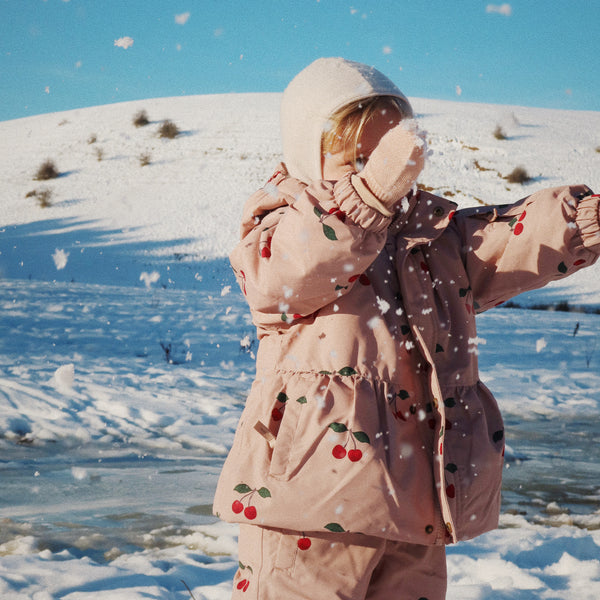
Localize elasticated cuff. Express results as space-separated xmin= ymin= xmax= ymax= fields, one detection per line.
xmin=575 ymin=192 xmax=600 ymax=252
xmin=330 ymin=173 xmax=392 ymax=233
xmin=350 ymin=174 xmax=395 ymax=217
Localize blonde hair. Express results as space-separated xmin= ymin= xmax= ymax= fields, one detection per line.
xmin=321 ymin=96 xmax=413 ymax=166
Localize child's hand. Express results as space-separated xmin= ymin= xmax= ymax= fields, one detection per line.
xmin=353 ymin=120 xmax=425 ymax=206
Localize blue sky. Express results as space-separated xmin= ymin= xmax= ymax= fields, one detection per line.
xmin=1 ymin=0 xmax=599 ymax=122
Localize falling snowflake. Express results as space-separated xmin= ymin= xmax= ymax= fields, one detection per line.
xmin=139 ymin=271 xmax=160 ymax=288
xmin=486 ymin=4 xmax=512 ymax=16
xmin=114 ymin=36 xmax=134 ymax=49
xmin=52 ymin=248 xmax=69 ymax=270
xmin=376 ymin=297 xmax=390 ymax=314
xmin=175 ymin=12 xmax=190 ymax=25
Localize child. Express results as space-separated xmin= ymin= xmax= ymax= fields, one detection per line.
xmin=213 ymin=57 xmax=600 ymax=599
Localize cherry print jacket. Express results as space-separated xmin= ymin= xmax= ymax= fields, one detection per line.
xmin=213 ymin=166 xmax=599 ymax=545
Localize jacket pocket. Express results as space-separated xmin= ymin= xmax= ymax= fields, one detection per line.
xmin=268 ymin=394 xmax=305 ymax=480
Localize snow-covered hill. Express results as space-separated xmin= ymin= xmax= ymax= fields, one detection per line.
xmin=2 ymin=92 xmax=599 ymax=300
xmin=1 ymin=95 xmax=599 ymax=599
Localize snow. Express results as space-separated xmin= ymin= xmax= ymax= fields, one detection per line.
xmin=1 ymin=92 xmax=600 ymax=598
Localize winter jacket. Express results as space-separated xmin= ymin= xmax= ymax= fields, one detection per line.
xmin=213 ymin=167 xmax=600 ymax=544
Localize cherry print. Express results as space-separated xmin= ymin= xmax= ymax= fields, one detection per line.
xmin=297 ymin=536 xmax=312 ymax=550
xmin=236 ymin=562 xmax=253 ymax=593
xmin=313 ymin=206 xmax=339 ymax=240
xmin=332 ymin=444 xmax=347 ymax=459
xmin=271 ymin=392 xmax=288 ymax=422
xmin=348 ymin=274 xmax=371 ymax=286
xmin=328 ymin=207 xmax=347 ymax=222
xmin=244 ymin=506 xmax=257 ymax=520
xmin=267 ymin=169 xmax=283 ymax=183
xmin=348 ymin=449 xmax=363 ymax=462
xmin=509 ymin=211 xmax=526 ymax=235
xmin=329 ymin=422 xmax=370 ymax=461
xmin=259 ymin=236 xmax=272 ymax=258
xmin=446 ymin=484 xmax=456 ymax=498
xmin=232 ymin=483 xmax=271 ymax=520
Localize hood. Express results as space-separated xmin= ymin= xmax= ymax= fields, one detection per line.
xmin=280 ymin=57 xmax=412 ymax=184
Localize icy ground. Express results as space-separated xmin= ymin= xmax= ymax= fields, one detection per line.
xmin=1 ymin=93 xmax=599 ymax=598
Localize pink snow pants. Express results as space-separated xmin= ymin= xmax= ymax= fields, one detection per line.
xmin=232 ymin=524 xmax=447 ymax=600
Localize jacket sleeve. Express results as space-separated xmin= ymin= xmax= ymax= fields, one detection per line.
xmin=230 ymin=173 xmax=391 ymax=329
xmin=451 ymin=185 xmax=600 ymax=312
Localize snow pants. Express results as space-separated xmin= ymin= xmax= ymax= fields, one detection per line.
xmin=232 ymin=524 xmax=447 ymax=600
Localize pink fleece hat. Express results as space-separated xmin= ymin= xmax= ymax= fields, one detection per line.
xmin=280 ymin=57 xmax=412 ymax=184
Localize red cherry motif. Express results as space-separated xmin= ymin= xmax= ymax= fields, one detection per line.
xmin=510 ymin=210 xmax=526 ymax=235
xmin=267 ymin=169 xmax=283 ymax=183
xmin=348 ymin=449 xmax=363 ymax=462
xmin=328 ymin=207 xmax=347 ymax=222
xmin=446 ymin=484 xmax=456 ymax=498
xmin=348 ymin=274 xmax=371 ymax=286
xmin=329 ymin=422 xmax=370 ymax=462
xmin=260 ymin=237 xmax=272 ymax=258
xmin=297 ymin=536 xmax=312 ymax=550
xmin=244 ymin=506 xmax=257 ymax=520
xmin=232 ymin=483 xmax=271 ymax=520
xmin=237 ymin=579 xmax=250 ymax=592
xmin=271 ymin=392 xmax=288 ymax=422
xmin=332 ymin=444 xmax=347 ymax=459
xmin=390 ymin=390 xmax=412 ymax=421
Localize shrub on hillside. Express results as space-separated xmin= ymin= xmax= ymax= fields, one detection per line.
xmin=25 ymin=187 xmax=53 ymax=208
xmin=493 ymin=125 xmax=507 ymax=140
xmin=34 ymin=159 xmax=59 ymax=180
xmin=505 ymin=166 xmax=531 ymax=184
xmin=133 ymin=109 xmax=150 ymax=127
xmin=158 ymin=119 xmax=180 ymax=139
xmin=139 ymin=152 xmax=151 ymax=167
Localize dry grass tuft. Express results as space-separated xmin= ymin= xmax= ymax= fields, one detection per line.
xmin=34 ymin=159 xmax=59 ymax=180
xmin=505 ymin=166 xmax=531 ymax=184
xmin=158 ymin=119 xmax=180 ymax=139
xmin=133 ymin=109 xmax=150 ymax=127
xmin=26 ymin=187 xmax=53 ymax=208
xmin=493 ymin=125 xmax=507 ymax=140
